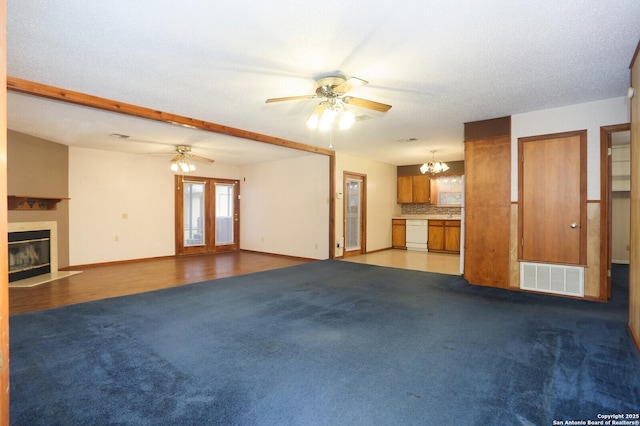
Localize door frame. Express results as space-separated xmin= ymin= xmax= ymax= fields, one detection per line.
xmin=342 ymin=171 xmax=367 ymax=257
xmin=600 ymin=123 xmax=631 ymax=301
xmin=175 ymin=175 xmax=240 ymax=255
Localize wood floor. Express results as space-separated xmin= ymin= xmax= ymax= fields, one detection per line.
xmin=9 ymin=251 xmax=312 ymax=314
xmin=9 ymin=249 xmax=461 ymax=315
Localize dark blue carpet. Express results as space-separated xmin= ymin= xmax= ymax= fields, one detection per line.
xmin=9 ymin=261 xmax=640 ymax=425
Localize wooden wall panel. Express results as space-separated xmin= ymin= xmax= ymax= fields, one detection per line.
xmin=463 ymin=135 xmax=511 ymax=288
xmin=0 ymin=0 xmax=9 ymax=422
xmin=629 ymin=41 xmax=640 ymax=353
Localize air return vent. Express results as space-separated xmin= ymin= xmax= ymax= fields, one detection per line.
xmin=520 ymin=262 xmax=584 ymax=297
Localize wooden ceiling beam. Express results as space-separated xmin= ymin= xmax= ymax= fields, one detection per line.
xmin=6 ymin=76 xmax=334 ymax=157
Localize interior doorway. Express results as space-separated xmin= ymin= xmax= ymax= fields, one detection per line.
xmin=601 ymin=123 xmax=631 ymax=300
xmin=175 ymin=176 xmax=240 ymax=255
xmin=343 ymin=172 xmax=367 ymax=257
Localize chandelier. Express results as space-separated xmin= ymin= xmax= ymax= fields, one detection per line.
xmin=306 ymin=98 xmax=355 ymax=131
xmin=420 ymin=150 xmax=449 ymax=175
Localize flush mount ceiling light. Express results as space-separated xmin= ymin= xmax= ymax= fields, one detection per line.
xmin=420 ymin=150 xmax=449 ymax=175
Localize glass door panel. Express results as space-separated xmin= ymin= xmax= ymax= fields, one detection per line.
xmin=215 ymin=183 xmax=234 ymax=246
xmin=183 ymin=181 xmax=205 ymax=247
xmin=345 ymin=177 xmax=362 ymax=251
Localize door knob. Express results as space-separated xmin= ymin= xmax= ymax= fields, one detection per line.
xmin=570 ymin=222 xmax=578 ymax=229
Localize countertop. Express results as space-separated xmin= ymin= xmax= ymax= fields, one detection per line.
xmin=393 ymin=215 xmax=461 ymax=220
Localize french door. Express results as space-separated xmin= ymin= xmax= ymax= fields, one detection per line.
xmin=175 ymin=176 xmax=239 ymax=255
xmin=343 ymin=172 xmax=366 ymax=257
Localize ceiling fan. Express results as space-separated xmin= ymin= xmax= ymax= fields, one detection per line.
xmin=167 ymin=145 xmax=214 ymax=173
xmin=265 ymin=74 xmax=392 ymax=130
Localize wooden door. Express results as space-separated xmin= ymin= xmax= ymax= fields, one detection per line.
xmin=519 ymin=131 xmax=586 ymax=265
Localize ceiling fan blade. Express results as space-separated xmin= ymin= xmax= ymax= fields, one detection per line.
xmin=169 ymin=154 xmax=181 ymax=162
xmin=187 ymin=153 xmax=215 ymax=164
xmin=333 ymin=77 xmax=368 ymax=94
xmin=265 ymin=95 xmax=317 ymax=103
xmin=343 ymin=96 xmax=392 ymax=112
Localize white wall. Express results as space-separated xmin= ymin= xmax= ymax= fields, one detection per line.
xmin=69 ymin=146 xmax=240 ymax=265
xmin=511 ymin=96 xmax=631 ymax=201
xmin=239 ymin=154 xmax=330 ymax=259
xmin=335 ymin=152 xmax=399 ymax=257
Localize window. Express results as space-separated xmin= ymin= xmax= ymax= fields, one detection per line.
xmin=433 ymin=176 xmax=463 ymax=206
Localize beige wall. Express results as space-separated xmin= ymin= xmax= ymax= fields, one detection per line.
xmin=335 ymin=152 xmax=399 ymax=257
xmin=240 ymin=154 xmax=330 ymax=259
xmin=7 ymin=130 xmax=70 ymax=267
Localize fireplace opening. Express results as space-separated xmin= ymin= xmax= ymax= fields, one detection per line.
xmin=9 ymin=229 xmax=51 ymax=282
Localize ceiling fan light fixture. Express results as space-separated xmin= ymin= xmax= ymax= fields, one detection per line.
xmin=170 ymin=156 xmax=195 ymax=173
xmin=306 ymin=103 xmax=327 ymax=129
xmin=318 ymin=108 xmax=337 ymax=131
xmin=339 ymin=109 xmax=355 ymax=130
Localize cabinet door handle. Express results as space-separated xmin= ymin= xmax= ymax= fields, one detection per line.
xmin=570 ymin=222 xmax=578 ymax=229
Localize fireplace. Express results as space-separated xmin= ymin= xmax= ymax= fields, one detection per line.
xmin=7 ymin=221 xmax=81 ymax=287
xmin=9 ymin=229 xmax=51 ymax=282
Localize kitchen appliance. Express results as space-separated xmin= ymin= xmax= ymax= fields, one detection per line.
xmin=405 ymin=219 xmax=428 ymax=251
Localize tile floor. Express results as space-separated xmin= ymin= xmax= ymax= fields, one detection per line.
xmin=341 ymin=249 xmax=461 ymax=275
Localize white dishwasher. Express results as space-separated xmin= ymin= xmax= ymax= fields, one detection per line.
xmin=405 ymin=220 xmax=428 ymax=251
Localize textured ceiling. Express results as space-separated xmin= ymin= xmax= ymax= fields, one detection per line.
xmin=6 ymin=1 xmax=640 ymax=166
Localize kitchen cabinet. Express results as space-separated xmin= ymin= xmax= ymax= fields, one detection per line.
xmin=428 ymin=220 xmax=460 ymax=253
xmin=397 ymin=176 xmax=413 ymax=203
xmin=397 ymin=175 xmax=430 ymax=204
xmin=392 ymin=219 xmax=406 ymax=248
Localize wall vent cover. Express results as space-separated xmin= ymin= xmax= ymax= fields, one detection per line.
xmin=520 ymin=262 xmax=584 ymax=297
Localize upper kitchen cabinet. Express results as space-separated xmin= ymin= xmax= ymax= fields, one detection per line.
xmin=397 ymin=175 xmax=413 ymax=203
xmin=397 ymin=175 xmax=430 ymax=204
xmin=397 ymin=162 xmax=464 ymax=204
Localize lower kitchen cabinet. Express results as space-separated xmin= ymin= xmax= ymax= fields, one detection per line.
xmin=428 ymin=219 xmax=460 ymax=253
xmin=392 ymin=219 xmax=406 ymax=248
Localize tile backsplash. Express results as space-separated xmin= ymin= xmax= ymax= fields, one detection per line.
xmin=401 ymin=204 xmax=462 ymax=216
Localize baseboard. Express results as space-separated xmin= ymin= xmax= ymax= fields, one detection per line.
xmin=365 ymin=247 xmax=394 ymax=254
xmin=63 ymin=250 xmax=318 ymax=270
xmin=61 ymin=255 xmax=176 ymax=270
xmin=237 ymin=249 xmax=318 ymax=262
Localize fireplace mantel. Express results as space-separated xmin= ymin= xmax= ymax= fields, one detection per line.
xmin=8 ymin=195 xmax=69 ymax=211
